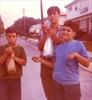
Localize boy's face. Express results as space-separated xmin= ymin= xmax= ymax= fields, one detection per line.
xmin=6 ymin=32 xmax=18 ymax=45
xmin=48 ymin=11 xmax=59 ymax=24
xmin=59 ymin=26 xmax=76 ymax=41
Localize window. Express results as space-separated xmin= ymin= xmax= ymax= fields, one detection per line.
xmin=68 ymin=6 xmax=72 ymax=11
xmin=80 ymin=19 xmax=87 ymax=32
xmin=75 ymin=7 xmax=77 ymax=11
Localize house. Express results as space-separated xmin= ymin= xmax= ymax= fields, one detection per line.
xmin=59 ymin=12 xmax=67 ymax=26
xmin=65 ymin=0 xmax=92 ymax=36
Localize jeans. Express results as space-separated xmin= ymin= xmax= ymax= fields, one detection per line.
xmin=54 ymin=81 xmax=81 ymax=100
xmin=0 ymin=79 xmax=21 ymax=100
xmin=40 ymin=63 xmax=57 ymax=100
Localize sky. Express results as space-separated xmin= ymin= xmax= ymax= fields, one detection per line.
xmin=0 ymin=0 xmax=74 ymax=28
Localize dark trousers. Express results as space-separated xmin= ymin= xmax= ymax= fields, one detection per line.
xmin=54 ymin=81 xmax=81 ymax=100
xmin=0 ymin=79 xmax=21 ymax=100
xmin=40 ymin=63 xmax=58 ymax=100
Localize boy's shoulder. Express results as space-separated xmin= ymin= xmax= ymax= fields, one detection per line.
xmin=0 ymin=44 xmax=8 ymax=53
xmin=0 ymin=44 xmax=7 ymax=49
xmin=73 ymin=40 xmax=85 ymax=48
xmin=16 ymin=45 xmax=25 ymax=50
xmin=73 ymin=40 xmax=83 ymax=44
xmin=17 ymin=45 xmax=23 ymax=48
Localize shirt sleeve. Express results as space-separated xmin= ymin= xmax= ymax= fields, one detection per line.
xmin=20 ymin=47 xmax=27 ymax=61
xmin=79 ymin=42 xmax=88 ymax=58
xmin=0 ymin=45 xmax=3 ymax=57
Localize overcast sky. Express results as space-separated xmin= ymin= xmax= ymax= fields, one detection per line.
xmin=0 ymin=0 xmax=73 ymax=28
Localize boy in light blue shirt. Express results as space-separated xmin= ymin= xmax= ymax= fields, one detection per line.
xmin=33 ymin=20 xmax=90 ymax=100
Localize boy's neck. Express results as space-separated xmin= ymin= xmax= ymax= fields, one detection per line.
xmin=51 ymin=22 xmax=59 ymax=30
xmin=8 ymin=43 xmax=17 ymax=47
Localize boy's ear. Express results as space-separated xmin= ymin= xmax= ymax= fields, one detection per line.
xmin=17 ymin=34 xmax=19 ymax=37
xmin=73 ymin=32 xmax=76 ymax=37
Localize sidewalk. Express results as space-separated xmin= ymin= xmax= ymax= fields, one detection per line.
xmin=80 ymin=67 xmax=92 ymax=100
xmin=79 ymin=51 xmax=92 ymax=100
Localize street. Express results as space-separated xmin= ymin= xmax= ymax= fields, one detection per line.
xmin=0 ymin=36 xmax=92 ymax=100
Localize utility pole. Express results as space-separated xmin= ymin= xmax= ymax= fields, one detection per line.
xmin=22 ymin=8 xmax=26 ymax=37
xmin=40 ymin=0 xmax=44 ymax=25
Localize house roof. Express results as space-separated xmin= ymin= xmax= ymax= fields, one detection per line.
xmin=65 ymin=0 xmax=79 ymax=8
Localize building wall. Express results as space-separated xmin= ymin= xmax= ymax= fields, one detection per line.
xmin=59 ymin=15 xmax=67 ymax=25
xmin=66 ymin=0 xmax=80 ymax=20
xmin=80 ymin=0 xmax=92 ymax=16
xmin=65 ymin=0 xmax=92 ymax=35
xmin=66 ymin=0 xmax=92 ymax=20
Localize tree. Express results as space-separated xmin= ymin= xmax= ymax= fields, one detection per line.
xmin=13 ymin=16 xmax=41 ymax=36
xmin=0 ymin=16 xmax=5 ymax=35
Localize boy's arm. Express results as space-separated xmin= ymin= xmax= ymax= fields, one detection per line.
xmin=40 ymin=57 xmax=54 ymax=67
xmin=68 ymin=52 xmax=90 ymax=68
xmin=38 ymin=36 xmax=47 ymax=51
xmin=75 ymin=53 xmax=89 ymax=67
xmin=11 ymin=47 xmax=27 ymax=66
xmin=0 ymin=53 xmax=8 ymax=65
xmin=32 ymin=56 xmax=54 ymax=68
xmin=14 ymin=57 xmax=26 ymax=65
xmin=0 ymin=46 xmax=10 ymax=65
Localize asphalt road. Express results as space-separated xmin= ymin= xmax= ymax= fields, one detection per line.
xmin=0 ymin=36 xmax=92 ymax=100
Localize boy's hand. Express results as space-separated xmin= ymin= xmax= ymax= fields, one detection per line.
xmin=68 ymin=52 xmax=78 ymax=60
xmin=5 ymin=47 xmax=13 ymax=55
xmin=48 ymin=28 xmax=55 ymax=36
xmin=42 ymin=24 xmax=55 ymax=35
xmin=10 ymin=51 xmax=15 ymax=58
xmin=32 ymin=56 xmax=41 ymax=63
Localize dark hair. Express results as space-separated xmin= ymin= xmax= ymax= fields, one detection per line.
xmin=47 ymin=6 xmax=60 ymax=15
xmin=63 ymin=20 xmax=79 ymax=32
xmin=5 ymin=26 xmax=18 ymax=35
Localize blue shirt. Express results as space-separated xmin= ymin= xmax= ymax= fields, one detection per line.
xmin=53 ymin=40 xmax=88 ymax=85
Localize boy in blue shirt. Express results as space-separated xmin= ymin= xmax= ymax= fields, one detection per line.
xmin=32 ymin=20 xmax=89 ymax=100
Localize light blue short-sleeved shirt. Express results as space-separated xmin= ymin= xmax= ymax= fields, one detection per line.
xmin=53 ymin=40 xmax=88 ymax=85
